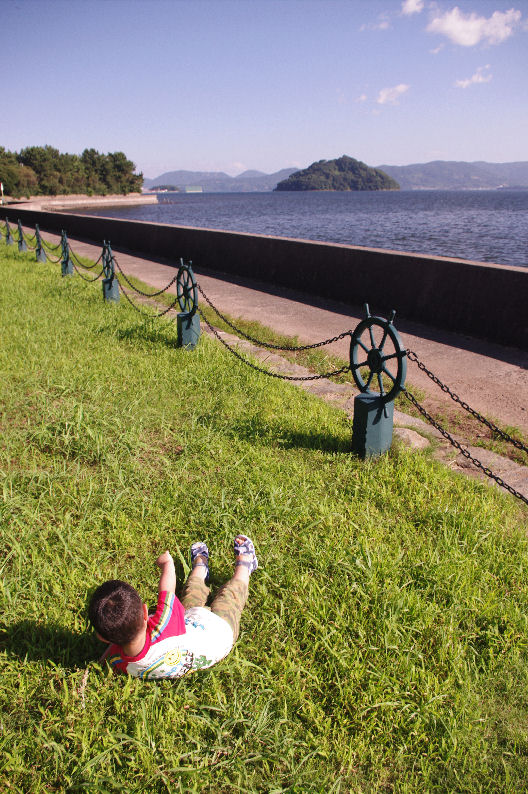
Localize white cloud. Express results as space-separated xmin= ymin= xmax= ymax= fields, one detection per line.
xmin=360 ymin=14 xmax=391 ymax=31
xmin=455 ymin=64 xmax=493 ymax=88
xmin=356 ymin=93 xmax=368 ymax=103
xmin=377 ymin=84 xmax=410 ymax=105
xmin=401 ymin=0 xmax=424 ymax=15
xmin=427 ymin=6 xmax=522 ymax=47
xmin=430 ymin=43 xmax=445 ymax=54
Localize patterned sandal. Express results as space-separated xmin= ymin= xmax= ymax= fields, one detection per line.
xmin=190 ymin=541 xmax=210 ymax=582
xmin=234 ymin=535 xmax=258 ymax=575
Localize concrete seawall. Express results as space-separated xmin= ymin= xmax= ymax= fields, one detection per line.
xmin=4 ymin=206 xmax=527 ymax=349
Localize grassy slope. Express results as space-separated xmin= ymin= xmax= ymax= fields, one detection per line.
xmin=122 ymin=271 xmax=528 ymax=466
xmin=1 ymin=245 xmax=528 ymax=793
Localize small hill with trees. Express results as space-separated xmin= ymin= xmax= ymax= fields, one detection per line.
xmin=274 ymin=155 xmax=399 ymax=191
xmin=0 ymin=145 xmax=143 ymax=198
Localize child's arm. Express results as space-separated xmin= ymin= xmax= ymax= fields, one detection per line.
xmin=156 ymin=550 xmax=176 ymax=594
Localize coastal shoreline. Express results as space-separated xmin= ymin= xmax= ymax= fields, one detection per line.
xmin=3 ymin=192 xmax=158 ymax=212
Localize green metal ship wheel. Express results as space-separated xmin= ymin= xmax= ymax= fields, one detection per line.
xmin=349 ymin=305 xmax=407 ymax=403
xmin=176 ymin=260 xmax=198 ymax=316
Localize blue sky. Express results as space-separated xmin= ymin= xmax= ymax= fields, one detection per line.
xmin=2 ymin=0 xmax=527 ymax=177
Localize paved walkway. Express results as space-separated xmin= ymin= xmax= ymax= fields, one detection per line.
xmin=21 ymin=226 xmax=528 ymax=502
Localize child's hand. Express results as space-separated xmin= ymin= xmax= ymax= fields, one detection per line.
xmin=156 ymin=550 xmax=173 ymax=568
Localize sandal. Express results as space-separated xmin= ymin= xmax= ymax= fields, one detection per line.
xmin=234 ymin=535 xmax=258 ymax=575
xmin=190 ymin=541 xmax=210 ymax=582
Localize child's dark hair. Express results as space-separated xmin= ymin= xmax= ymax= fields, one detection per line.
xmin=89 ymin=580 xmax=144 ymax=645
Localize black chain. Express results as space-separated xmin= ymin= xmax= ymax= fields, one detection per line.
xmin=118 ymin=280 xmax=182 ymax=317
xmin=407 ymin=350 xmax=527 ymax=453
xmin=403 ymin=390 xmax=527 ymax=505
xmin=23 ymin=233 xmax=37 ymax=249
xmin=72 ymin=261 xmax=105 ymax=282
xmin=69 ymin=245 xmax=103 ymax=269
xmin=44 ymin=250 xmax=63 ymax=264
xmin=197 ymin=283 xmax=353 ymax=352
xmin=199 ymin=309 xmax=351 ymax=382
xmin=19 ymin=228 xmax=37 ymax=251
xmin=41 ymin=238 xmax=63 ymax=252
xmin=114 ymin=257 xmax=179 ymax=297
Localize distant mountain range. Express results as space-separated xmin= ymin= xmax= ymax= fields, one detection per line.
xmin=143 ymin=168 xmax=297 ymax=193
xmin=377 ymin=161 xmax=528 ymax=190
xmin=144 ymin=161 xmax=528 ymax=192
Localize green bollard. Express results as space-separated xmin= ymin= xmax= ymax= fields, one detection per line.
xmin=352 ymin=394 xmax=394 ymax=458
xmin=5 ymin=218 xmax=14 ymax=246
xmin=35 ymin=224 xmax=47 ymax=262
xmin=177 ymin=312 xmax=201 ymax=349
xmin=102 ymin=241 xmax=120 ymax=302
xmin=17 ymin=220 xmax=27 ymax=252
xmin=61 ymin=231 xmax=73 ymax=276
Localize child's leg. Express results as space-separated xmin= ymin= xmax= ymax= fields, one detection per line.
xmin=180 ymin=543 xmax=210 ymax=609
xmin=180 ymin=576 xmax=210 ymax=609
xmin=210 ymin=579 xmax=248 ymax=642
xmin=210 ymin=535 xmax=257 ymax=642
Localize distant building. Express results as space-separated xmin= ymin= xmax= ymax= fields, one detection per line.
xmin=185 ymin=186 xmax=203 ymax=193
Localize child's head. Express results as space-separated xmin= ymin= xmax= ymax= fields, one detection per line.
xmin=89 ymin=580 xmax=144 ymax=645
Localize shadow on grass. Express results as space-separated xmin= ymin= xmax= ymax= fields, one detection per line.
xmin=230 ymin=416 xmax=352 ymax=454
xmin=112 ymin=321 xmax=179 ymax=349
xmin=0 ymin=620 xmax=100 ymax=670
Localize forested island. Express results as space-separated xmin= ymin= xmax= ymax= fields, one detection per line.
xmin=0 ymin=145 xmax=143 ymax=198
xmin=274 ymin=155 xmax=399 ymax=191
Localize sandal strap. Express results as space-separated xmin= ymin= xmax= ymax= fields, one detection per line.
xmin=190 ymin=542 xmax=210 ymax=581
xmin=234 ymin=535 xmax=258 ymax=574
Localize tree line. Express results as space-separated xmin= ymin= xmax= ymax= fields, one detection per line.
xmin=0 ymin=145 xmax=143 ymax=198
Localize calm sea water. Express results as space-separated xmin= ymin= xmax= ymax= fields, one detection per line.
xmin=79 ymin=190 xmax=528 ymax=269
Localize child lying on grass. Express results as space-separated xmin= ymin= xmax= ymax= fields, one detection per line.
xmin=88 ymin=536 xmax=258 ymax=680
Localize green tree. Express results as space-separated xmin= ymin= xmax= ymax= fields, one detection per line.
xmin=1 ymin=145 xmax=143 ymax=197
xmin=0 ymin=147 xmax=38 ymax=198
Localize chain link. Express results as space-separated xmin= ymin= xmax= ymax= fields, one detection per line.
xmin=114 ymin=257 xmax=179 ymax=297
xmin=403 ymin=390 xmax=527 ymax=505
xmin=41 ymin=238 xmax=63 ymax=252
xmin=19 ymin=228 xmax=37 ymax=251
xmin=407 ymin=350 xmax=528 ymax=454
xmin=199 ymin=308 xmax=351 ymax=382
xmin=118 ymin=280 xmax=182 ymax=317
xmin=72 ymin=261 xmax=105 ymax=282
xmin=23 ymin=232 xmax=37 ymax=247
xmin=44 ymin=250 xmax=63 ymax=264
xmin=197 ymin=283 xmax=353 ymax=352
xmin=68 ymin=245 xmax=103 ymax=269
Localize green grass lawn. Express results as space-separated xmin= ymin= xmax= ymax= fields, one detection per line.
xmin=1 ymin=244 xmax=528 ymax=793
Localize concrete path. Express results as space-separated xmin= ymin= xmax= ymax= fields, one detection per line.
xmin=20 ymin=226 xmax=528 ymax=503
xmin=48 ymin=229 xmax=527 ymax=430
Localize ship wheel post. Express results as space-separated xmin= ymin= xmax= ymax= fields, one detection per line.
xmin=350 ymin=304 xmax=407 ymax=458
xmin=176 ymin=259 xmax=201 ymax=349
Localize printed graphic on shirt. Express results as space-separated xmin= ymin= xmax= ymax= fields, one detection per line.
xmin=164 ymin=648 xmax=183 ymax=666
xmin=138 ymin=648 xmax=195 ymax=679
xmin=184 ymin=615 xmax=206 ymax=631
xmin=193 ymin=654 xmax=214 ymax=670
